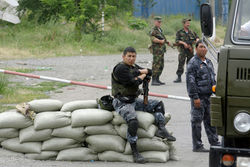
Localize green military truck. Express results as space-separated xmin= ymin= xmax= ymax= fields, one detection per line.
xmin=200 ymin=0 xmax=250 ymax=167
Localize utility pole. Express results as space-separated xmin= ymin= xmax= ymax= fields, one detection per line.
xmin=209 ymin=0 xmax=216 ymax=41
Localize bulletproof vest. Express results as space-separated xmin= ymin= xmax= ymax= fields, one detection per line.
xmin=112 ymin=63 xmax=139 ymax=97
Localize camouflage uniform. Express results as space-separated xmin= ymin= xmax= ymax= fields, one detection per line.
xmin=150 ymin=26 xmax=167 ymax=78
xmin=186 ymin=54 xmax=219 ymax=150
xmin=175 ymin=28 xmax=199 ymax=76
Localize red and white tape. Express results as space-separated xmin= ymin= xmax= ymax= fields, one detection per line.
xmin=0 ymin=69 xmax=190 ymax=101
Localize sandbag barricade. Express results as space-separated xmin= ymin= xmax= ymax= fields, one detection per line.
xmin=0 ymin=99 xmax=177 ymax=163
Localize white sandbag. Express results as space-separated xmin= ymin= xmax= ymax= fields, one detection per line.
xmin=61 ymin=100 xmax=98 ymax=112
xmin=52 ymin=126 xmax=85 ymax=142
xmin=0 ymin=138 xmax=6 ymax=142
xmin=115 ymin=124 xmax=157 ymax=139
xmin=71 ymin=109 xmax=113 ymax=127
xmin=28 ymin=99 xmax=63 ymax=113
xmin=112 ymin=111 xmax=154 ymax=130
xmin=19 ymin=126 xmax=52 ymax=143
xmin=141 ymin=150 xmax=169 ymax=163
xmin=34 ymin=112 xmax=71 ymax=130
xmin=42 ymin=138 xmax=80 ymax=151
xmin=25 ymin=151 xmax=58 ymax=160
xmin=111 ymin=111 xmax=126 ymax=125
xmin=56 ymin=147 xmax=98 ymax=161
xmin=1 ymin=138 xmax=41 ymax=153
xmin=0 ymin=128 xmax=18 ymax=138
xmin=137 ymin=111 xmax=155 ymax=130
xmin=124 ymin=137 xmax=169 ymax=154
xmin=86 ymin=135 xmax=125 ymax=153
xmin=167 ymin=141 xmax=179 ymax=161
xmin=98 ymin=151 xmax=133 ymax=162
xmin=84 ymin=124 xmax=117 ymax=135
xmin=165 ymin=113 xmax=171 ymax=124
xmin=0 ymin=110 xmax=32 ymax=129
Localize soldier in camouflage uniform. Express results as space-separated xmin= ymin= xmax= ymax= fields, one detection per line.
xmin=150 ymin=16 xmax=171 ymax=86
xmin=173 ymin=18 xmax=199 ymax=83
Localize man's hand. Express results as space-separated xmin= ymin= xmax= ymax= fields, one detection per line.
xmin=139 ymin=69 xmax=148 ymax=75
xmin=194 ymin=98 xmax=201 ymax=108
xmin=138 ymin=74 xmax=146 ymax=80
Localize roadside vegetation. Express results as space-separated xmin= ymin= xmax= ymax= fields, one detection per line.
xmin=0 ymin=1 xmax=226 ymax=110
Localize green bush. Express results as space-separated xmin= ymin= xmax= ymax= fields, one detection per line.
xmin=128 ymin=18 xmax=148 ymax=30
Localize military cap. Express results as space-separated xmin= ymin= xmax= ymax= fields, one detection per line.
xmin=154 ymin=16 xmax=162 ymax=21
xmin=182 ymin=18 xmax=191 ymax=23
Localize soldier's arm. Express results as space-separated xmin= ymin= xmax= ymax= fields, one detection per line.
xmin=176 ymin=31 xmax=188 ymax=47
xmin=186 ymin=63 xmax=199 ymax=99
xmin=151 ymin=31 xmax=165 ymax=44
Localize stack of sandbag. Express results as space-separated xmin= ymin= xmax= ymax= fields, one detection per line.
xmin=0 ymin=99 xmax=177 ymax=163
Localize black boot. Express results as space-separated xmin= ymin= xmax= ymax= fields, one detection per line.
xmin=157 ymin=76 xmax=165 ymax=85
xmin=130 ymin=143 xmax=146 ymax=163
xmin=151 ymin=77 xmax=161 ymax=86
xmin=173 ymin=75 xmax=181 ymax=83
xmin=155 ymin=125 xmax=176 ymax=141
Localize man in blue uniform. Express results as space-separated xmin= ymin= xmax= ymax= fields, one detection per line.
xmin=186 ymin=40 xmax=220 ymax=152
xmin=112 ymin=47 xmax=176 ymax=163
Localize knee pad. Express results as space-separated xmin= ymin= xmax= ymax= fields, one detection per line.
xmin=154 ymin=101 xmax=165 ymax=115
xmin=128 ymin=119 xmax=138 ymax=137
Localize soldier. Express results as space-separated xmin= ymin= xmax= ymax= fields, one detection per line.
xmin=112 ymin=47 xmax=176 ymax=163
xmin=173 ymin=18 xmax=199 ymax=83
xmin=186 ymin=40 xmax=220 ymax=152
xmin=150 ymin=16 xmax=171 ymax=86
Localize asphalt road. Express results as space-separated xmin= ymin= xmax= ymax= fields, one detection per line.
xmin=0 ymin=48 xmax=218 ymax=167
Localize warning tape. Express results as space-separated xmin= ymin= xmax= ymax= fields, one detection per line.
xmin=0 ymin=69 xmax=190 ymax=101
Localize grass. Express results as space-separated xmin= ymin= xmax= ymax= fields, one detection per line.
xmin=0 ymin=81 xmax=70 ymax=112
xmin=0 ymin=15 xmax=226 ymax=60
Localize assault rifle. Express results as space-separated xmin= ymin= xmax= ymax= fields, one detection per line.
xmin=155 ymin=34 xmax=174 ymax=48
xmin=173 ymin=40 xmax=196 ymax=54
xmin=142 ymin=75 xmax=151 ymax=107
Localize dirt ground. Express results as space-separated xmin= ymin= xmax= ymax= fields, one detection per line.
xmin=0 ymin=48 xmax=218 ymax=167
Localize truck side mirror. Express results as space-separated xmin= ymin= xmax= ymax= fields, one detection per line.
xmin=200 ymin=3 xmax=213 ymax=37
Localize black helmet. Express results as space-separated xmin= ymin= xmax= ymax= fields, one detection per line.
xmin=97 ymin=95 xmax=114 ymax=111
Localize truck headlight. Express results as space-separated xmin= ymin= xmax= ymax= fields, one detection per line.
xmin=233 ymin=112 xmax=250 ymax=133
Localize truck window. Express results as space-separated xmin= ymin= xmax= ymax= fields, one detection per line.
xmin=232 ymin=0 xmax=250 ymax=44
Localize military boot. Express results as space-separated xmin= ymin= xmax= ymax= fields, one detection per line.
xmin=130 ymin=143 xmax=146 ymax=164
xmin=151 ymin=77 xmax=161 ymax=86
xmin=155 ymin=125 xmax=176 ymax=141
xmin=173 ymin=75 xmax=181 ymax=83
xmin=157 ymin=76 xmax=165 ymax=85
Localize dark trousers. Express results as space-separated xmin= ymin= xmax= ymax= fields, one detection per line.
xmin=190 ymin=96 xmax=219 ymax=150
xmin=176 ymin=50 xmax=193 ymax=76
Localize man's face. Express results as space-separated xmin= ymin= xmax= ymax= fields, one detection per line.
xmin=183 ymin=21 xmax=190 ymax=29
xmin=123 ymin=52 xmax=136 ymax=66
xmin=154 ymin=20 xmax=162 ymax=28
xmin=196 ymin=43 xmax=207 ymax=58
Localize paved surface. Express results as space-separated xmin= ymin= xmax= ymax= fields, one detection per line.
xmin=0 ymin=48 xmax=218 ymax=167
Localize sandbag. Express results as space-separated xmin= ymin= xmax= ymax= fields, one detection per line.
xmin=0 ymin=110 xmax=32 ymax=129
xmin=71 ymin=109 xmax=113 ymax=127
xmin=28 ymin=99 xmax=63 ymax=113
xmin=0 ymin=128 xmax=19 ymax=138
xmin=115 ymin=124 xmax=157 ymax=139
xmin=167 ymin=141 xmax=179 ymax=161
xmin=124 ymin=137 xmax=169 ymax=154
xmin=34 ymin=112 xmax=71 ymax=130
xmin=42 ymin=138 xmax=80 ymax=151
xmin=84 ymin=124 xmax=117 ymax=135
xmin=19 ymin=126 xmax=52 ymax=143
xmin=61 ymin=100 xmax=98 ymax=112
xmin=98 ymin=151 xmax=133 ymax=162
xmin=52 ymin=126 xmax=85 ymax=142
xmin=0 ymin=138 xmax=6 ymax=142
xmin=86 ymin=135 xmax=125 ymax=153
xmin=141 ymin=150 xmax=169 ymax=163
xmin=1 ymin=138 xmax=41 ymax=153
xmin=112 ymin=111 xmax=154 ymax=130
xmin=25 ymin=151 xmax=58 ymax=160
xmin=56 ymin=147 xmax=98 ymax=161
xmin=165 ymin=113 xmax=171 ymax=124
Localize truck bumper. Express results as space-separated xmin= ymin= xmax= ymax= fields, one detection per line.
xmin=209 ymin=146 xmax=250 ymax=167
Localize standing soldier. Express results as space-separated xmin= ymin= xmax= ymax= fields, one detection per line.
xmin=186 ymin=40 xmax=220 ymax=152
xmin=150 ymin=16 xmax=171 ymax=86
xmin=173 ymin=18 xmax=199 ymax=83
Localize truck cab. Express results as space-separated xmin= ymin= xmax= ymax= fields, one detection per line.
xmin=200 ymin=0 xmax=250 ymax=167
